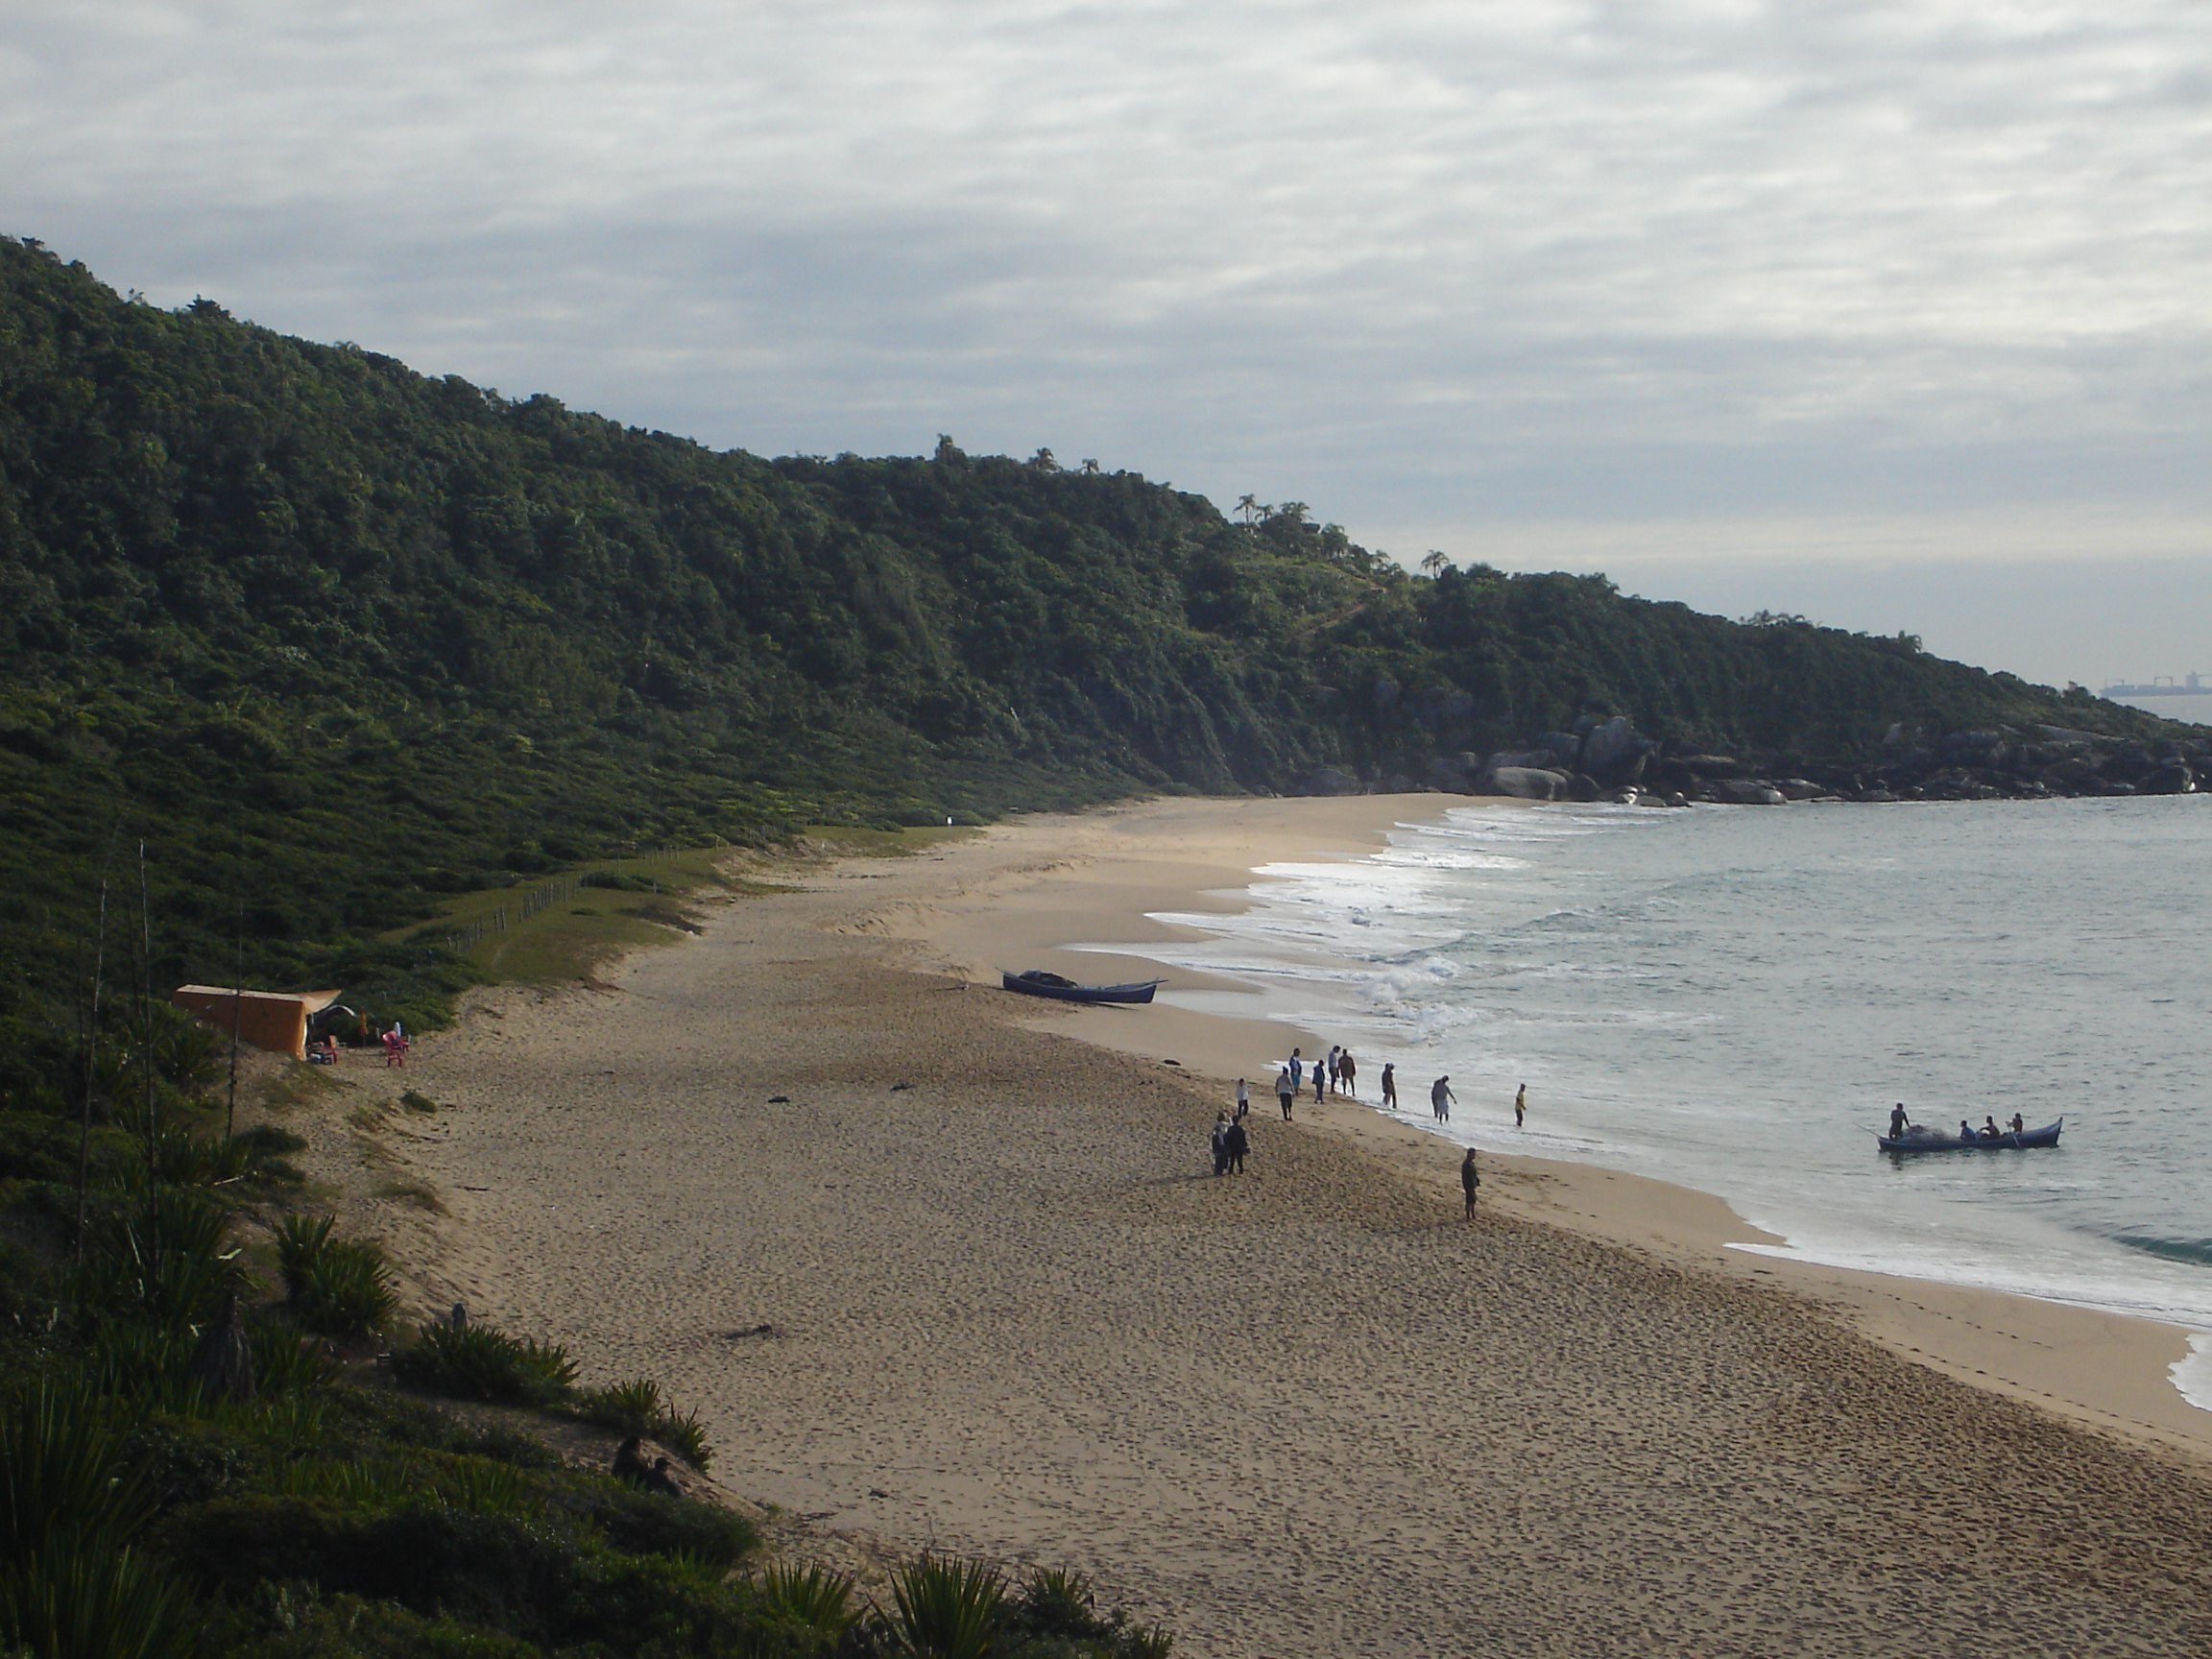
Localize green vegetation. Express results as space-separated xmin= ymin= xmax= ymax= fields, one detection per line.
xmin=3 ymin=231 xmax=2193 ymax=1656
xmin=389 ymin=1323 xmax=579 ymax=1412
xmin=274 ymin=1215 xmax=398 ymax=1339
xmin=0 ymin=232 xmax=2187 ymax=1091
xmin=0 ymin=1008 xmax=1174 ymax=1657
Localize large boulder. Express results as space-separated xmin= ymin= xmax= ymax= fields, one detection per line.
xmin=1671 ymin=753 xmax=1745 ymax=780
xmin=1426 ymin=753 xmax=1479 ymax=792
xmin=1484 ymin=766 xmax=1567 ymax=800
xmin=1709 ymin=779 xmax=1789 ymax=805
xmin=1489 ymin=749 xmax=1562 ymax=772
xmin=2140 ymin=762 xmax=2198 ymax=795
xmin=1302 ymin=767 xmax=1365 ymax=796
xmin=1580 ymin=716 xmax=1637 ymax=777
xmin=1561 ymin=773 xmax=1602 ymax=803
xmin=1534 ymin=732 xmax=1585 ymax=769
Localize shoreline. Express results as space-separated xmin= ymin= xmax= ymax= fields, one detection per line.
xmin=892 ymin=794 xmax=2212 ymax=1462
xmin=384 ymin=796 xmax=2212 ymax=1654
xmin=969 ymin=801 xmax=2212 ymax=1459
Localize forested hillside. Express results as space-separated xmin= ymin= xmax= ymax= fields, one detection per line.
xmin=0 ymin=233 xmax=2177 ymax=1063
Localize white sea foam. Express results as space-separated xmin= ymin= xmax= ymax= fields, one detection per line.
xmin=2174 ymin=1334 xmax=2212 ymax=1412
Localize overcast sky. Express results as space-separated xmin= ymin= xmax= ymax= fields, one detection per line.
xmin=4 ymin=1 xmax=2206 ymax=695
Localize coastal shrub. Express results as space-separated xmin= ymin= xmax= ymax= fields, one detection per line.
xmin=275 ymin=1214 xmax=399 ymax=1338
xmin=79 ymin=1189 xmax=244 ymax=1324
xmin=655 ymin=1405 xmax=712 ymax=1473
xmin=575 ymin=1377 xmax=714 ymax=1469
xmin=1009 ymin=1567 xmax=1107 ymax=1641
xmin=0 ymin=1381 xmax=202 ymax=1659
xmin=234 ymin=1124 xmax=308 ymax=1159
xmin=153 ymin=1127 xmax=254 ymax=1188
xmin=158 ymin=1495 xmax=753 ymax=1652
xmin=0 ymin=1380 xmax=159 ymax=1560
xmin=588 ymin=1487 xmax=757 ymax=1567
xmin=391 ymin=1322 xmax=576 ymax=1407
xmin=756 ymin=1564 xmax=854 ymax=1636
xmin=157 ymin=1497 xmax=575 ymax=1632
xmin=271 ymin=1452 xmax=534 ymax=1517
xmin=885 ymin=1555 xmax=1006 ymax=1659
xmin=576 ymin=1377 xmax=661 ymax=1436
xmin=0 ymin=1544 xmax=203 ymax=1659
xmin=229 ymin=1588 xmax=543 ymax=1659
xmin=246 ymin=1314 xmax=347 ymax=1398
xmin=451 ymin=1422 xmax=565 ymax=1472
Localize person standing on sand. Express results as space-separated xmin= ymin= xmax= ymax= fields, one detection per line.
xmin=1288 ymin=1047 xmax=1303 ymax=1092
xmin=1276 ymin=1068 xmax=1295 ymax=1120
xmin=1236 ymin=1078 xmax=1250 ymax=1119
xmin=1461 ymin=1147 xmax=1480 ymax=1217
xmin=1313 ymin=1063 xmax=1326 ymax=1106
xmin=1431 ymin=1075 xmax=1455 ymax=1122
xmin=1338 ymin=1051 xmax=1357 ymax=1098
xmin=1225 ymin=1115 xmax=1248 ymax=1174
xmin=1212 ymin=1112 xmax=1231 ymax=1177
xmin=1514 ymin=1083 xmax=1526 ymax=1128
xmin=1326 ymin=1046 xmax=1340 ymax=1094
xmin=1381 ymin=1063 xmax=1396 ymax=1110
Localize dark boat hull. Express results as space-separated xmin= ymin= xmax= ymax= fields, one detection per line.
xmin=1878 ymin=1118 xmax=2062 ymax=1153
xmin=1001 ymin=971 xmax=1162 ymax=1005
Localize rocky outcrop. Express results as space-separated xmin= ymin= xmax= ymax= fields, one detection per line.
xmin=1483 ymin=766 xmax=1569 ymax=800
xmin=1410 ymin=719 xmax=2204 ymax=807
xmin=1301 ymin=766 xmax=1365 ymax=796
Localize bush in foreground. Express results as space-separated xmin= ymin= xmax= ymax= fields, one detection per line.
xmin=274 ymin=1214 xmax=398 ymax=1338
xmin=391 ymin=1321 xmax=577 ymax=1407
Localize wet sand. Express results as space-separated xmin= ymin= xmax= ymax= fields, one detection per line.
xmin=387 ymin=797 xmax=2212 ymax=1656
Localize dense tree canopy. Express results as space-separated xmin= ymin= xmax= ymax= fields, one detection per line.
xmin=0 ymin=234 xmax=2173 ymax=1066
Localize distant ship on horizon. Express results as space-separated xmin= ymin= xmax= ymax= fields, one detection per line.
xmin=2102 ymin=672 xmax=2211 ymax=698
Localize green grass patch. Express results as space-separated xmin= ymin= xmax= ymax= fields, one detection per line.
xmin=803 ymin=824 xmax=985 ymax=857
xmin=382 ymin=846 xmax=791 ymax=985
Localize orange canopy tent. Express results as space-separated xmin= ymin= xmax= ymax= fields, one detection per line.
xmin=171 ymin=986 xmax=343 ymax=1062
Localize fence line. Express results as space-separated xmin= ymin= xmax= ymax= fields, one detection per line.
xmin=440 ymin=847 xmax=698 ymax=953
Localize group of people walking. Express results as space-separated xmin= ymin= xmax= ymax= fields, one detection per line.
xmin=1255 ymin=1044 xmax=1364 ymax=1120
xmin=1214 ymin=1046 xmax=1532 ymax=1214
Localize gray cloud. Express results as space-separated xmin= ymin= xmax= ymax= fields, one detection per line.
xmin=3 ymin=0 xmax=2205 ymax=682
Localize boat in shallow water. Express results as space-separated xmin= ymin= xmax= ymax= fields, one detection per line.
xmin=1000 ymin=970 xmax=1163 ymax=1005
xmin=1877 ymin=1118 xmax=2063 ymax=1153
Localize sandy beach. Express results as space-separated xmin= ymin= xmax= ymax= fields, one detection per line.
xmin=368 ymin=796 xmax=2212 ymax=1656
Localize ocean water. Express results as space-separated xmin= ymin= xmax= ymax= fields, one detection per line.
xmin=1075 ymin=796 xmax=2212 ymax=1403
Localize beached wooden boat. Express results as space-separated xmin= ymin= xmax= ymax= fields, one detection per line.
xmin=1877 ymin=1118 xmax=2062 ymax=1153
xmin=1000 ymin=970 xmax=1163 ymax=1005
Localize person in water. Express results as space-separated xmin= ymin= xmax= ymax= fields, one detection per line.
xmin=1431 ymin=1075 xmax=1455 ymax=1123
xmin=1514 ymin=1083 xmax=1527 ymax=1128
xmin=1381 ymin=1063 xmax=1396 ymax=1109
xmin=1888 ymin=1103 xmax=1910 ymax=1138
